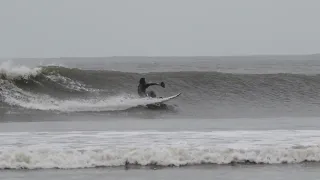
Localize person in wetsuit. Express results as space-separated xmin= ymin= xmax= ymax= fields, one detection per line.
xmin=138 ymin=78 xmax=165 ymax=97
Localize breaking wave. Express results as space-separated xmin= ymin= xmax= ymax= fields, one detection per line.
xmin=0 ymin=62 xmax=166 ymax=112
xmin=1 ymin=61 xmax=320 ymax=113
xmin=1 ymin=130 xmax=320 ymax=169
xmin=0 ymin=61 xmax=42 ymax=79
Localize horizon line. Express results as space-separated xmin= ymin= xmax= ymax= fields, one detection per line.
xmin=1 ymin=53 xmax=320 ymax=59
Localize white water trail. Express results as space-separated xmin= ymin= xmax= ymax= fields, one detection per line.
xmin=1 ymin=83 xmax=169 ymax=112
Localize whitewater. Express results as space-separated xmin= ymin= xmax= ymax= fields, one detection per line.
xmin=1 ymin=130 xmax=320 ymax=169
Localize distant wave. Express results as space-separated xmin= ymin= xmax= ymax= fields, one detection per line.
xmin=1 ymin=130 xmax=320 ymax=169
xmin=1 ymin=61 xmax=320 ymax=112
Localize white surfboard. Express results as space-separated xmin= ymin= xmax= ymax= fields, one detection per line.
xmin=147 ymin=93 xmax=181 ymax=106
xmin=156 ymin=93 xmax=181 ymax=103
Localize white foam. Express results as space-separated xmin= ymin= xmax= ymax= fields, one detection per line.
xmin=46 ymin=74 xmax=99 ymax=93
xmin=1 ymin=130 xmax=320 ymax=169
xmin=0 ymin=84 xmax=170 ymax=112
xmin=40 ymin=62 xmax=68 ymax=68
xmin=0 ymin=61 xmax=42 ymax=79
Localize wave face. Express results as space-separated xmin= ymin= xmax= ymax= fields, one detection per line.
xmin=0 ymin=62 xmax=177 ymax=112
xmin=1 ymin=61 xmax=320 ymax=113
xmin=0 ymin=130 xmax=320 ymax=169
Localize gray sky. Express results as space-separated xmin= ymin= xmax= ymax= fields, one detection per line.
xmin=0 ymin=0 xmax=319 ymax=58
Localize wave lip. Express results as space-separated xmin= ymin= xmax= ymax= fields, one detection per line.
xmin=0 ymin=61 xmax=42 ymax=79
xmin=1 ymin=130 xmax=320 ymax=169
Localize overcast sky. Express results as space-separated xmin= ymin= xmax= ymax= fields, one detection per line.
xmin=0 ymin=0 xmax=319 ymax=58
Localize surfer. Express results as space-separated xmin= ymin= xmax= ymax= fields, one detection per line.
xmin=138 ymin=78 xmax=165 ymax=98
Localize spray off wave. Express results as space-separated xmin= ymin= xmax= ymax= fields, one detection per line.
xmin=0 ymin=61 xmax=42 ymax=79
xmin=1 ymin=130 xmax=320 ymax=169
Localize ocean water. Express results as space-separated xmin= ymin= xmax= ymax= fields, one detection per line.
xmin=1 ymin=55 xmax=320 ymax=179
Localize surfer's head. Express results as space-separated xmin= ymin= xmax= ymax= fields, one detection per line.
xmin=139 ymin=78 xmax=146 ymax=84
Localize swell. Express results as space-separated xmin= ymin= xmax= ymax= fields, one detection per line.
xmin=4 ymin=65 xmax=320 ymax=98
xmin=1 ymin=62 xmax=320 ymax=112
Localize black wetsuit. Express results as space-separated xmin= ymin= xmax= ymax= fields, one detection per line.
xmin=138 ymin=82 xmax=159 ymax=97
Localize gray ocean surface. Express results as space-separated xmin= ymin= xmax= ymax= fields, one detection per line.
xmin=1 ymin=55 xmax=320 ymax=179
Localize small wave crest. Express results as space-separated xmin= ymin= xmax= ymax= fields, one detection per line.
xmin=2 ymin=145 xmax=320 ymax=169
xmin=1 ymin=131 xmax=320 ymax=169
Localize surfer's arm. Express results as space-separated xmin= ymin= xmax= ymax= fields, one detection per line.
xmin=146 ymin=83 xmax=160 ymax=88
xmin=146 ymin=82 xmax=165 ymax=88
